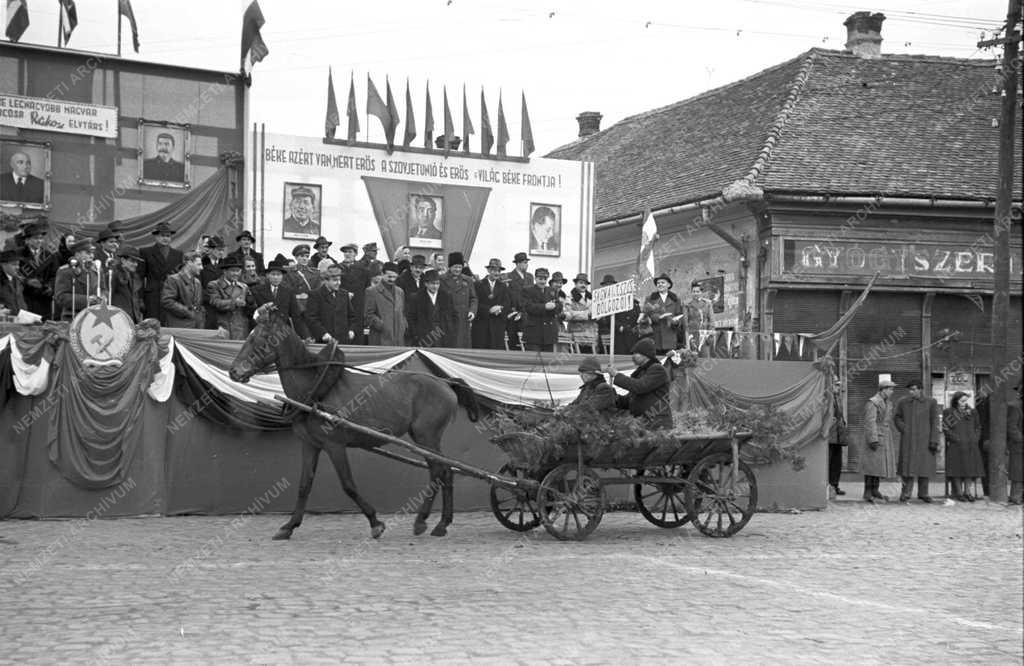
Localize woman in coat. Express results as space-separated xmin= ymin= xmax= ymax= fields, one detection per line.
xmin=642 ymin=273 xmax=682 ymax=354
xmin=942 ymin=391 xmax=984 ymax=501
xmin=858 ymin=379 xmax=898 ymax=502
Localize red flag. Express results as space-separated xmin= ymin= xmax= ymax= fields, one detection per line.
xmin=521 ymin=92 xmax=534 ymax=157
xmin=480 ymin=89 xmax=494 ymax=156
xmin=240 ymin=1 xmax=269 ymax=69
xmin=118 ymin=0 xmax=140 ymax=52
xmin=5 ymin=0 xmax=29 ymax=43
xmin=59 ymin=0 xmax=77 ymax=45
xmin=423 ymin=83 xmax=434 ymax=149
xmin=442 ymin=86 xmax=454 ymax=156
xmin=385 ymin=78 xmax=400 ymax=151
xmin=462 ymin=86 xmax=474 ymax=153
xmin=346 ymin=72 xmax=359 ymax=143
xmin=495 ymin=92 xmax=509 ymax=157
xmin=325 ymin=68 xmax=339 ymax=139
xmin=403 ymin=80 xmax=416 ymax=148
xmin=367 ymin=75 xmax=397 ymax=151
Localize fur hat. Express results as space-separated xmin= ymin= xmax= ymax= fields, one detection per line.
xmin=631 ymin=337 xmax=658 ymax=359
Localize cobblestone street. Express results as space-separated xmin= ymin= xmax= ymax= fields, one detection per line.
xmin=1 ymin=498 xmax=1021 ymax=664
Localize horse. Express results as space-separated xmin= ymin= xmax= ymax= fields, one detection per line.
xmin=228 ymin=306 xmax=480 ymax=540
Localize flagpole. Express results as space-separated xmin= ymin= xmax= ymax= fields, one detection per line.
xmin=58 ymin=10 xmax=63 ymax=48
xmin=117 ymin=0 xmax=123 ymax=57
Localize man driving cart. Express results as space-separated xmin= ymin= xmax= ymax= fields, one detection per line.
xmin=606 ymin=338 xmax=672 ymax=429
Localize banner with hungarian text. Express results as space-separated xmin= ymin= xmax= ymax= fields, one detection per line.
xmin=0 ymin=93 xmax=118 ymax=139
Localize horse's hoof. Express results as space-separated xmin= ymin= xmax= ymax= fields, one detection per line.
xmin=272 ymin=530 xmax=292 ymax=541
xmin=413 ymin=520 xmax=427 ymax=536
xmin=371 ymin=523 xmax=386 ymax=539
xmin=430 ymin=524 xmax=448 ymax=537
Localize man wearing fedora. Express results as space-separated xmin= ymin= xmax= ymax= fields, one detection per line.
xmin=504 ymin=252 xmax=533 ymax=349
xmin=0 ymin=245 xmax=34 ymax=320
xmin=859 ymin=377 xmax=898 ymax=503
xmin=407 ymin=268 xmax=456 ymax=347
xmin=54 ymin=238 xmax=104 ymax=321
xmin=311 ymin=237 xmax=335 ymax=271
xmin=642 ymin=273 xmax=683 ymax=354
xmin=161 ymin=252 xmax=205 ymax=329
xmin=93 ymin=228 xmax=121 ymax=267
xmin=440 ymin=252 xmax=477 ymax=349
xmin=306 ymin=263 xmax=357 ymax=344
xmin=251 ymin=255 xmax=309 ymax=339
xmin=336 ymin=243 xmax=368 ymax=340
xmin=205 ymin=256 xmax=251 ymax=339
xmin=472 ymin=258 xmax=512 ymax=350
xmin=283 ymin=186 xmax=318 ymax=237
xmin=18 ymin=222 xmax=58 ymax=319
xmin=521 ymin=267 xmax=561 ymax=352
xmin=140 ymin=222 xmax=183 ymax=325
xmin=110 ymin=245 xmax=145 ymax=323
xmin=226 ymin=230 xmax=265 ymax=275
xmin=358 ymin=242 xmax=383 ymax=278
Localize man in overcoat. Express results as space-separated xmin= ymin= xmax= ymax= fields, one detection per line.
xmin=140 ymin=222 xmax=183 ymax=324
xmin=364 ymin=262 xmax=406 ymax=346
xmin=204 ymin=256 xmax=251 ymax=339
xmin=110 ymin=245 xmax=145 ymax=323
xmin=439 ymin=252 xmax=477 ymax=348
xmin=406 ymin=269 xmax=456 ymax=347
xmin=894 ymin=379 xmax=940 ymax=503
xmin=472 ymin=258 xmax=512 ymax=350
xmin=858 ymin=378 xmax=898 ymax=503
xmin=18 ymin=222 xmax=58 ymax=318
xmin=251 ymin=257 xmax=309 ymax=339
xmin=305 ymin=264 xmax=356 ymax=344
xmin=161 ymin=252 xmax=205 ymax=329
xmin=607 ymin=338 xmax=672 ymax=429
xmin=521 ymin=267 xmax=561 ymax=352
xmin=568 ymin=356 xmax=616 ymax=412
xmin=53 ymin=238 xmax=103 ymax=321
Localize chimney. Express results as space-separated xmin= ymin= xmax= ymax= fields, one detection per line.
xmin=844 ymin=11 xmax=885 ymax=58
xmin=576 ymin=111 xmax=602 ymax=137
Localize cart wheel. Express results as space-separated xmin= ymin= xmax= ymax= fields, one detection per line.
xmin=685 ymin=453 xmax=757 ymax=538
xmin=537 ymin=464 xmax=605 ymax=541
xmin=634 ymin=465 xmax=691 ymax=528
xmin=490 ymin=464 xmax=541 ymax=532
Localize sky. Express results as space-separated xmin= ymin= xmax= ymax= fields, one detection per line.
xmin=8 ymin=0 xmax=1013 ymax=154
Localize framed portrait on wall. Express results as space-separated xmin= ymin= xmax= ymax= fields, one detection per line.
xmin=282 ymin=182 xmax=322 ymax=240
xmin=0 ymin=138 xmax=51 ymax=209
xmin=694 ymin=275 xmax=725 ymax=313
xmin=407 ymin=193 xmax=444 ymax=249
xmin=138 ymin=120 xmax=191 ymax=189
xmin=528 ymin=203 xmax=561 ymax=257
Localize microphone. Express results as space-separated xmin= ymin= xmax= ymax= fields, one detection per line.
xmin=69 ymin=258 xmax=80 ymax=273
xmin=93 ymin=259 xmax=103 ymax=274
xmin=105 ymin=257 xmax=117 ymax=269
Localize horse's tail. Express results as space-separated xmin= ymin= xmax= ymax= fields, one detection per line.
xmin=449 ymin=377 xmax=480 ymax=423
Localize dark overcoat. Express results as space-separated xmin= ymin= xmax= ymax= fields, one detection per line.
xmin=521 ymin=284 xmax=562 ymax=347
xmin=942 ymin=406 xmax=984 ymax=477
xmin=569 ymin=375 xmax=616 ymax=412
xmin=251 ymin=282 xmax=309 ymax=338
xmin=642 ymin=292 xmax=682 ymax=352
xmin=139 ymin=244 xmax=183 ymax=324
xmin=407 ymin=288 xmax=456 ymax=347
xmin=439 ymin=273 xmax=477 ymax=348
xmin=110 ymin=266 xmax=144 ymax=323
xmin=161 ymin=271 xmax=205 ymax=328
xmin=472 ymin=278 xmax=512 ymax=349
xmin=894 ymin=395 xmax=939 ymax=477
xmin=612 ymin=359 xmax=672 ymax=429
xmin=305 ymin=285 xmax=356 ymax=343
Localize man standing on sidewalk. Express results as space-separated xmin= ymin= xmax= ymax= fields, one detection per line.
xmin=894 ymin=379 xmax=940 ymax=503
xmin=858 ymin=377 xmax=898 ymax=503
xmin=827 ymin=377 xmax=849 ymax=496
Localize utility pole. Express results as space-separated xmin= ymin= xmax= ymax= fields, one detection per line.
xmin=980 ymin=0 xmax=1021 ymax=503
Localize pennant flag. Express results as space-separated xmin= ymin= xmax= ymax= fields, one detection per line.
xmin=59 ymin=0 xmax=77 ymax=44
xmin=462 ymin=86 xmax=474 ymax=153
xmin=403 ymin=79 xmax=416 ymax=147
xmin=442 ymin=86 xmax=454 ymax=156
xmin=725 ymin=330 xmax=734 ymax=350
xmin=346 ymin=72 xmax=359 ymax=143
xmin=521 ymin=92 xmax=535 ymax=157
xmin=118 ymin=0 xmax=139 ymax=52
xmin=496 ymin=92 xmax=510 ymax=157
xmin=367 ymin=75 xmax=398 ymax=151
xmin=240 ymin=1 xmax=269 ymax=70
xmin=797 ymin=334 xmax=805 ymax=357
xmin=423 ymin=83 xmax=434 ymax=149
xmin=5 ymin=0 xmax=29 ymax=42
xmin=773 ymin=333 xmax=782 ymax=355
xmin=324 ymin=69 xmax=339 ymax=139
xmin=385 ymin=78 xmax=400 ymax=152
xmin=480 ymin=89 xmax=494 ymax=155
xmin=636 ymin=210 xmax=658 ymax=295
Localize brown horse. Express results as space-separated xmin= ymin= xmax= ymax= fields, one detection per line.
xmin=228 ymin=307 xmax=479 ymax=539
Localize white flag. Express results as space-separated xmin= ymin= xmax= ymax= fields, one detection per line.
xmin=636 ymin=210 xmax=658 ymax=295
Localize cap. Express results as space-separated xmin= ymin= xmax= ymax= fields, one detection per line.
xmin=448 ymin=252 xmax=465 ymax=267
xmin=341 ymin=242 xmax=359 ymax=253
xmin=382 ymin=261 xmax=400 ymax=274
xmin=292 ymin=244 xmax=311 ymax=256
xmin=534 ymin=267 xmax=550 ymax=278
xmin=631 ymin=337 xmax=658 ymax=359
xmin=577 ymin=356 xmax=602 ymax=373
xmin=70 ymin=238 xmax=95 ymax=254
xmin=362 ymin=242 xmax=378 ymax=252
xmin=290 ymin=186 xmax=315 ymax=201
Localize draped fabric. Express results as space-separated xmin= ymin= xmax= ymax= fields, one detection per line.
xmin=803 ymin=272 xmax=878 ymax=351
xmin=50 ymin=167 xmax=238 ymax=253
xmin=46 ymin=330 xmax=164 ymax=489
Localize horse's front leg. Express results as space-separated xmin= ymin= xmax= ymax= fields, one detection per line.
xmin=414 ymin=461 xmax=444 ymax=535
xmin=324 ymin=441 xmax=385 ymax=539
xmin=274 ymin=437 xmax=319 ymax=540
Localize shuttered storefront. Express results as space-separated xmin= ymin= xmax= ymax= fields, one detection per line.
xmin=772 ymin=290 xmax=840 ymax=361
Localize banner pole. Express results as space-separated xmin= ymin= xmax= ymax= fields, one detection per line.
xmin=609 ymin=312 xmax=616 ymax=368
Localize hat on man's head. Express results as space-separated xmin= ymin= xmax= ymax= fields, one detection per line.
xmin=550 ymin=271 xmax=565 ymax=283
xmin=22 ymin=222 xmax=49 ymax=238
xmin=448 ymin=252 xmax=465 ymax=267
xmin=266 ymin=254 xmax=290 ymax=273
xmin=906 ymin=379 xmax=923 ymax=390
xmin=423 ymin=269 xmax=441 ymax=283
xmin=513 ymin=252 xmax=529 ymax=263
xmin=0 ymin=247 xmax=19 ymax=264
xmin=70 ymin=238 xmax=95 ymax=254
xmin=573 ymin=273 xmax=590 ymax=285
xmin=382 ymin=261 xmax=400 ymax=274
xmin=292 ymin=244 xmax=311 ymax=256
xmin=486 ymin=258 xmax=504 ymax=271
xmin=290 ymin=186 xmax=315 ymax=201
xmin=116 ymin=245 xmax=144 ymax=263
xmin=878 ymin=374 xmax=897 ymax=389
xmin=577 ymin=356 xmax=602 ymax=374
xmin=631 ymin=337 xmax=658 ymax=360
xmin=236 ymin=230 xmax=256 ymax=243
xmin=220 ymin=256 xmax=243 ymax=270
xmin=600 ymin=274 xmax=617 ymax=286
xmin=151 ymin=222 xmax=176 ymax=236
xmin=362 ymin=242 xmax=378 ymax=252
xmin=97 ymin=228 xmax=119 ymax=243
xmin=411 ymin=254 xmax=428 ymax=267
xmin=314 ymin=236 xmax=332 ymax=248
xmin=340 ymin=242 xmax=359 ymax=253
xmin=654 ymin=273 xmax=673 ymax=288
xmin=206 ymin=235 xmax=225 ymax=249
xmin=534 ymin=267 xmax=550 ymax=278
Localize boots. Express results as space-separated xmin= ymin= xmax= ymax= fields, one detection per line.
xmin=871 ymin=477 xmax=888 ymax=501
xmin=862 ymin=476 xmax=876 ymax=503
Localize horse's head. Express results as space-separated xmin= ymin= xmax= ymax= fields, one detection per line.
xmin=229 ymin=304 xmax=292 ymax=383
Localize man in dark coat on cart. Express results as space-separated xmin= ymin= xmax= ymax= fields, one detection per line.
xmin=568 ymin=356 xmax=616 ymax=412
xmin=607 ymin=338 xmax=672 ymax=429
